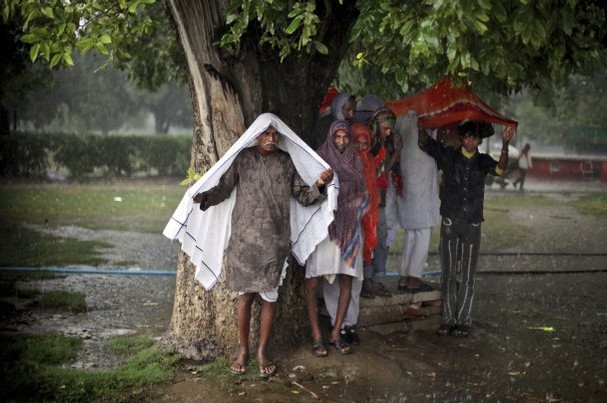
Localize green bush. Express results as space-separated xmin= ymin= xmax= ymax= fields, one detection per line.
xmin=0 ymin=133 xmax=48 ymax=177
xmin=53 ymin=134 xmax=97 ymax=177
xmin=138 ymin=135 xmax=191 ymax=175
xmin=1 ymin=132 xmax=192 ymax=179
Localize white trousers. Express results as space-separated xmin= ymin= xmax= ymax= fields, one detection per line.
xmin=399 ymin=227 xmax=432 ymax=279
xmin=323 ymin=277 xmax=363 ymax=328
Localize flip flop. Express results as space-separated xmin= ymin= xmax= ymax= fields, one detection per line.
xmin=230 ymin=360 xmax=246 ymax=374
xmin=258 ymin=361 xmax=277 ymax=378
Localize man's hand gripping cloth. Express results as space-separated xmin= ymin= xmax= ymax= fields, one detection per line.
xmin=163 ymin=113 xmax=338 ymax=290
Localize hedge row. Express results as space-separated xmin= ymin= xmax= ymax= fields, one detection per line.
xmin=0 ymin=132 xmax=192 ymax=178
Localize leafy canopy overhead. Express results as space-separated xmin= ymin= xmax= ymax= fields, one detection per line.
xmin=3 ymin=0 xmax=182 ymax=91
xmin=350 ymin=0 xmax=607 ymax=96
xmin=4 ymin=0 xmax=607 ymax=95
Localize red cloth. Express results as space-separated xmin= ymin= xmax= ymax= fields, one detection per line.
xmin=386 ymin=76 xmax=518 ymax=129
xmin=351 ymin=123 xmax=379 ymax=265
xmin=319 ymin=87 xmax=340 ymax=113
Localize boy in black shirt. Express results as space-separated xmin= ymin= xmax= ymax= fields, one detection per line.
xmin=418 ymin=121 xmax=515 ymax=337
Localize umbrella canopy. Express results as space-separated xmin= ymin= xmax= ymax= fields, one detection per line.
xmin=386 ymin=76 xmax=518 ymax=130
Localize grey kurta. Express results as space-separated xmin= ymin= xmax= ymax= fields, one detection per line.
xmin=201 ymin=147 xmax=323 ymax=293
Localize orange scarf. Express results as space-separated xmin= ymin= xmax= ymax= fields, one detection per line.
xmin=351 ymin=123 xmax=379 ymax=265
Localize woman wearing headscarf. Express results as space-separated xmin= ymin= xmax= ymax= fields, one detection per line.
xmin=362 ymin=106 xmax=401 ymax=298
xmin=306 ymin=120 xmax=368 ymax=356
xmin=323 ymin=122 xmax=379 ymax=345
xmin=310 ymin=92 xmax=357 ymax=150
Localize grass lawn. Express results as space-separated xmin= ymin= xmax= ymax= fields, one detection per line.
xmin=0 ymin=181 xmax=185 ymax=233
xmin=0 ymin=333 xmax=179 ymax=402
xmin=0 ymin=180 xmax=185 ymax=267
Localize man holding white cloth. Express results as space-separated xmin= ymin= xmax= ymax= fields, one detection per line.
xmin=164 ymin=113 xmax=334 ymax=377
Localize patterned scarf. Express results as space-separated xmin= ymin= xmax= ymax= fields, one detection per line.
xmin=316 ymin=120 xmax=368 ymax=267
xmin=351 ymin=123 xmax=379 ymax=265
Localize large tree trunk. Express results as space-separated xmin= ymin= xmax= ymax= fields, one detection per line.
xmin=163 ymin=0 xmax=358 ymax=361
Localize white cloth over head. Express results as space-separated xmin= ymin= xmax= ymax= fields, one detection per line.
xmin=163 ymin=113 xmax=338 ymax=290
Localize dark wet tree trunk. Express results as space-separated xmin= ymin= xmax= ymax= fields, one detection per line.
xmin=162 ymin=0 xmax=358 ymax=360
xmin=0 ymin=104 xmax=10 ymax=134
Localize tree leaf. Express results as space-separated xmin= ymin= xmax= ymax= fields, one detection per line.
xmin=63 ymin=51 xmax=74 ymax=66
xmin=99 ymin=34 xmax=112 ymax=44
xmin=29 ymin=43 xmax=40 ymax=62
xmin=284 ymin=17 xmax=301 ymax=35
xmin=57 ymin=22 xmax=66 ymax=36
xmin=50 ymin=53 xmax=61 ymax=68
xmin=41 ymin=6 xmax=55 ymax=19
xmin=20 ymin=33 xmax=38 ymax=44
xmin=314 ymin=40 xmax=328 ymax=55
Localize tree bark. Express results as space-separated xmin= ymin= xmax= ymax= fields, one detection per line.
xmin=162 ymin=0 xmax=358 ymax=361
xmin=0 ymin=105 xmax=10 ymax=134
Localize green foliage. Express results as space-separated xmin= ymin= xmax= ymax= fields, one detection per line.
xmin=4 ymin=0 xmax=184 ymax=94
xmin=0 ymin=132 xmax=48 ymax=177
xmin=1 ymin=132 xmax=191 ymax=179
xmin=4 ymin=0 xmax=155 ymax=66
xmin=112 ymin=1 xmax=187 ymax=90
xmin=180 ymin=167 xmax=204 ymax=186
xmin=220 ymin=0 xmax=323 ymax=61
xmin=348 ymin=0 xmax=607 ymax=97
xmin=5 ymin=0 xmax=607 ymax=99
xmin=0 ymin=332 xmax=179 ymax=402
xmin=139 ymin=135 xmax=192 ymax=176
xmin=38 ymin=290 xmax=88 ymax=312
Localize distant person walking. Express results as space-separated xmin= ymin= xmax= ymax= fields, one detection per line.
xmin=513 ymin=143 xmax=532 ymax=190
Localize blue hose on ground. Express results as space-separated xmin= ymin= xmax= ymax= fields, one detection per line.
xmin=0 ymin=267 xmax=176 ymax=276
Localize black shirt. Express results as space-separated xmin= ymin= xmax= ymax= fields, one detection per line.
xmin=420 ymin=136 xmax=499 ymax=224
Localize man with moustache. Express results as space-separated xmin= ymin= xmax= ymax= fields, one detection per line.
xmin=168 ymin=113 xmax=334 ymax=378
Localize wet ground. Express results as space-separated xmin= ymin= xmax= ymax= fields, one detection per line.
xmin=2 ymin=178 xmax=606 ymax=401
